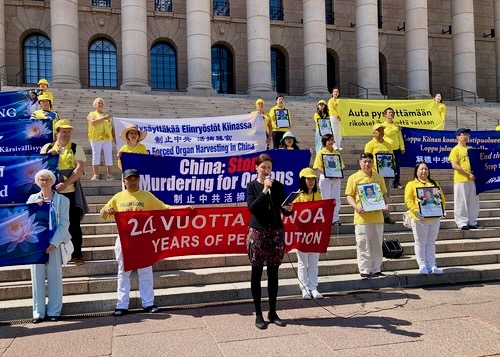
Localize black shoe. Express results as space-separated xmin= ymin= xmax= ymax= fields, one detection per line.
xmin=468 ymin=224 xmax=482 ymax=229
xmin=143 ymin=305 xmax=159 ymax=313
xmin=360 ymin=273 xmax=371 ymax=279
xmin=47 ymin=316 xmax=60 ymax=322
xmin=461 ymin=226 xmax=470 ymax=230
xmin=255 ymin=314 xmax=267 ymax=330
xmin=384 ymin=217 xmax=396 ymax=224
xmin=267 ymin=313 xmax=286 ymax=327
xmin=374 ymin=272 xmax=386 ymax=277
xmin=113 ymin=308 xmax=128 ymax=317
xmin=333 ymin=221 xmax=341 ymax=226
xmin=32 ymin=317 xmax=44 ymax=324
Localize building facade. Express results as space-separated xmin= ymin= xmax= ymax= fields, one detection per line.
xmin=1 ymin=0 xmax=499 ymax=100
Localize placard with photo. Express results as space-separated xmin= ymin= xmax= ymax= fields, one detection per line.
xmin=317 ymin=118 xmax=333 ymax=136
xmin=275 ymin=109 xmax=290 ymax=128
xmin=375 ymin=152 xmax=395 ymax=178
xmin=323 ymin=154 xmax=343 ymax=178
xmin=417 ymin=186 xmax=444 ymax=218
xmin=357 ymin=182 xmax=386 ymax=212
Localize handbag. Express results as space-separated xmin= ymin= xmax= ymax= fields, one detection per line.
xmin=402 ymin=210 xmax=412 ymax=228
xmin=60 ymin=240 xmax=74 ymax=265
xmin=382 ymin=239 xmax=404 ymax=259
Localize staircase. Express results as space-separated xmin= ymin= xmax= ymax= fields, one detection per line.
xmin=1 ymin=87 xmax=500 ymax=321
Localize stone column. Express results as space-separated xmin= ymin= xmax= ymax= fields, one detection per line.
xmin=186 ymin=0 xmax=215 ymax=93
xmin=355 ymin=0 xmax=382 ymax=97
xmin=494 ymin=0 xmax=500 ymax=100
xmin=120 ymin=0 xmax=150 ymax=91
xmin=50 ymin=0 xmax=81 ymax=88
xmin=303 ymin=0 xmax=329 ymax=96
xmin=451 ymin=0 xmax=477 ymax=100
xmin=247 ymin=0 xmax=272 ymax=94
xmin=0 ymin=0 xmax=5 ymax=86
xmin=405 ymin=0 xmax=430 ymax=98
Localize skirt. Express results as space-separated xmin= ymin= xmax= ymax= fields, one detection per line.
xmin=246 ymin=227 xmax=285 ymax=267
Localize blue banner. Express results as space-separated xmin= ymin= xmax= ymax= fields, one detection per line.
xmin=401 ymin=128 xmax=500 ymax=169
xmin=0 ymin=90 xmax=34 ymax=119
xmin=0 ymin=154 xmax=59 ymax=204
xmin=121 ymin=150 xmax=312 ymax=205
xmin=0 ymin=119 xmax=54 ymax=155
xmin=469 ymin=148 xmax=500 ymax=194
xmin=0 ymin=203 xmax=51 ymax=267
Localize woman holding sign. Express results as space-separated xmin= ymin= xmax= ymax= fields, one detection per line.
xmin=313 ymin=99 xmax=330 ymax=154
xmin=27 ymin=169 xmax=71 ymax=323
xmin=247 ymin=153 xmax=293 ymax=329
xmin=404 ymin=162 xmax=446 ymax=275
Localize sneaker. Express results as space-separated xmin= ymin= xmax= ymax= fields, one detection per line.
xmin=360 ymin=273 xmax=371 ymax=279
xmin=47 ymin=316 xmax=60 ymax=322
xmin=419 ymin=266 xmax=429 ymax=275
xmin=333 ymin=221 xmax=341 ymax=226
xmin=302 ymin=290 xmax=312 ymax=300
xmin=143 ymin=305 xmax=159 ymax=313
xmin=91 ymin=175 xmax=99 ymax=181
xmin=468 ymin=224 xmax=482 ymax=229
xmin=311 ymin=289 xmax=323 ymax=299
xmin=460 ymin=226 xmax=470 ymax=230
xmin=374 ymin=272 xmax=386 ymax=277
xmin=106 ymin=174 xmax=115 ymax=181
xmin=384 ymin=216 xmax=396 ymax=224
xmin=113 ymin=309 xmax=128 ymax=316
xmin=431 ymin=266 xmax=443 ymax=275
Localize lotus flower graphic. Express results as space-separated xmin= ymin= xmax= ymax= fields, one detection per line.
xmin=25 ymin=121 xmax=51 ymax=139
xmin=0 ymin=211 xmax=46 ymax=252
xmin=10 ymin=159 xmax=48 ymax=190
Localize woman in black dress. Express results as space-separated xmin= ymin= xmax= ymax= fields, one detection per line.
xmin=247 ymin=153 xmax=294 ymax=329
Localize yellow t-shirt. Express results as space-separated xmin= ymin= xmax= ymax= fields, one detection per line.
xmin=437 ymin=103 xmax=447 ymax=121
xmin=448 ymin=145 xmax=473 ymax=183
xmin=88 ymin=110 xmax=113 ymax=141
xmin=117 ymin=143 xmax=148 ymax=170
xmin=345 ymin=170 xmax=387 ymax=224
xmin=327 ymin=97 xmax=339 ymax=118
xmin=40 ymin=141 xmax=86 ymax=193
xmin=313 ymin=147 xmax=344 ymax=171
xmin=101 ymin=189 xmax=169 ymax=221
xmin=364 ymin=138 xmax=393 ymax=171
xmin=382 ymin=121 xmax=404 ymax=151
xmin=293 ymin=191 xmax=323 ymax=203
xmin=404 ymin=178 xmax=446 ymax=221
xmin=268 ymin=105 xmax=292 ymax=132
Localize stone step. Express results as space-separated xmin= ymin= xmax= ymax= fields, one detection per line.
xmin=2 ymin=262 xmax=500 ymax=321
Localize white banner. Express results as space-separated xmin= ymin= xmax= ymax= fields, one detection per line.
xmin=114 ymin=113 xmax=266 ymax=158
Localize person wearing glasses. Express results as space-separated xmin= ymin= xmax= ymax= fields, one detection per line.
xmin=448 ymin=128 xmax=481 ymax=230
xmin=345 ymin=153 xmax=389 ymax=279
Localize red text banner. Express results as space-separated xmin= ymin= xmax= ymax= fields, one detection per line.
xmin=115 ymin=200 xmax=334 ymax=271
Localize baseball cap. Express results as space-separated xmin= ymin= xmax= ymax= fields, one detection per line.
xmin=123 ymin=169 xmax=140 ymax=179
xmin=299 ymin=167 xmax=316 ymax=178
xmin=456 ymin=128 xmax=471 ymax=136
xmin=373 ymin=123 xmax=384 ymax=131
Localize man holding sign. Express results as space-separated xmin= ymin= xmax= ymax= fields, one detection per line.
xmin=100 ymin=169 xmax=190 ymax=316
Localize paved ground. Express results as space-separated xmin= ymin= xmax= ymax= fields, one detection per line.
xmin=2 ymin=281 xmax=500 ymax=357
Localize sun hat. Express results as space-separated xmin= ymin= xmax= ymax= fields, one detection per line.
xmin=120 ymin=124 xmax=147 ymax=142
xmin=280 ymin=131 xmax=299 ymax=145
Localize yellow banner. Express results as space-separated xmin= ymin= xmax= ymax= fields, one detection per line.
xmin=339 ymin=99 xmax=444 ymax=136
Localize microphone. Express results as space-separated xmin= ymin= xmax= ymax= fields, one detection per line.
xmin=266 ymin=175 xmax=272 ymax=195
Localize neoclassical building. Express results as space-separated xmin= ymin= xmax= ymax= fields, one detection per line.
xmin=1 ymin=0 xmax=500 ymax=100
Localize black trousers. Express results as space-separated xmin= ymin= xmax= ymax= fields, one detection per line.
xmin=61 ymin=191 xmax=84 ymax=258
xmin=393 ymin=149 xmax=402 ymax=187
xmin=272 ymin=131 xmax=285 ymax=149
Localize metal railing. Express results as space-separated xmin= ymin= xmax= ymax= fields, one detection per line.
xmin=450 ymin=86 xmax=477 ymax=102
xmin=384 ymin=82 xmax=409 ymax=99
xmin=15 ymin=70 xmax=22 ymax=86
xmin=453 ymin=104 xmax=500 ymax=130
xmin=348 ymin=82 xmax=368 ymax=98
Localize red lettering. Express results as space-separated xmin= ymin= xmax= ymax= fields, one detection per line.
xmin=227 ymin=157 xmax=258 ymax=173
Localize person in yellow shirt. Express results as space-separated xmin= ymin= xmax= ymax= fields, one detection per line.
xmin=381 ymin=107 xmax=404 ymax=189
xmin=293 ymin=167 xmax=324 ymax=300
xmin=313 ymin=99 xmax=330 ymax=154
xmin=101 ymin=168 xmax=191 ymax=316
xmin=87 ymin=97 xmax=115 ymax=181
xmin=41 ymin=119 xmax=87 ymax=265
xmin=117 ymin=124 xmax=148 ymax=171
xmin=327 ymin=87 xmax=342 ymax=150
xmin=268 ymin=94 xmax=292 ymax=149
xmin=405 ymin=162 xmax=446 ymax=275
xmin=345 ymin=153 xmax=389 ymax=279
xmin=364 ymin=123 xmax=395 ymax=224
xmin=313 ymin=134 xmax=344 ymax=225
xmin=36 ymin=78 xmax=54 ymax=108
xmin=448 ymin=128 xmax=481 ymax=230
xmin=251 ymin=98 xmax=272 ymax=148
xmin=434 ymin=93 xmax=446 ymax=122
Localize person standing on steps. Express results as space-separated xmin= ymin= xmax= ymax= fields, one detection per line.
xmin=268 ymin=95 xmax=292 ymax=149
xmin=251 ymin=98 xmax=273 ymax=149
xmin=381 ymin=107 xmax=405 ymax=189
xmin=327 ymin=87 xmax=343 ymax=150
xmin=246 ymin=153 xmax=293 ymax=329
xmin=449 ymin=128 xmax=482 ymax=231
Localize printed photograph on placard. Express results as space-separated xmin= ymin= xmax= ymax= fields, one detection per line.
xmin=317 ymin=118 xmax=333 ymax=137
xmin=357 ymin=183 xmax=386 ymax=212
xmin=417 ymin=186 xmax=444 ymax=218
xmin=275 ymin=109 xmax=290 ymax=128
xmin=375 ymin=153 xmax=395 ymax=178
xmin=323 ymin=154 xmax=343 ymax=178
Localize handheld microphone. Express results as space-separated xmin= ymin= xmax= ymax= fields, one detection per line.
xmin=266 ymin=175 xmax=272 ymax=195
